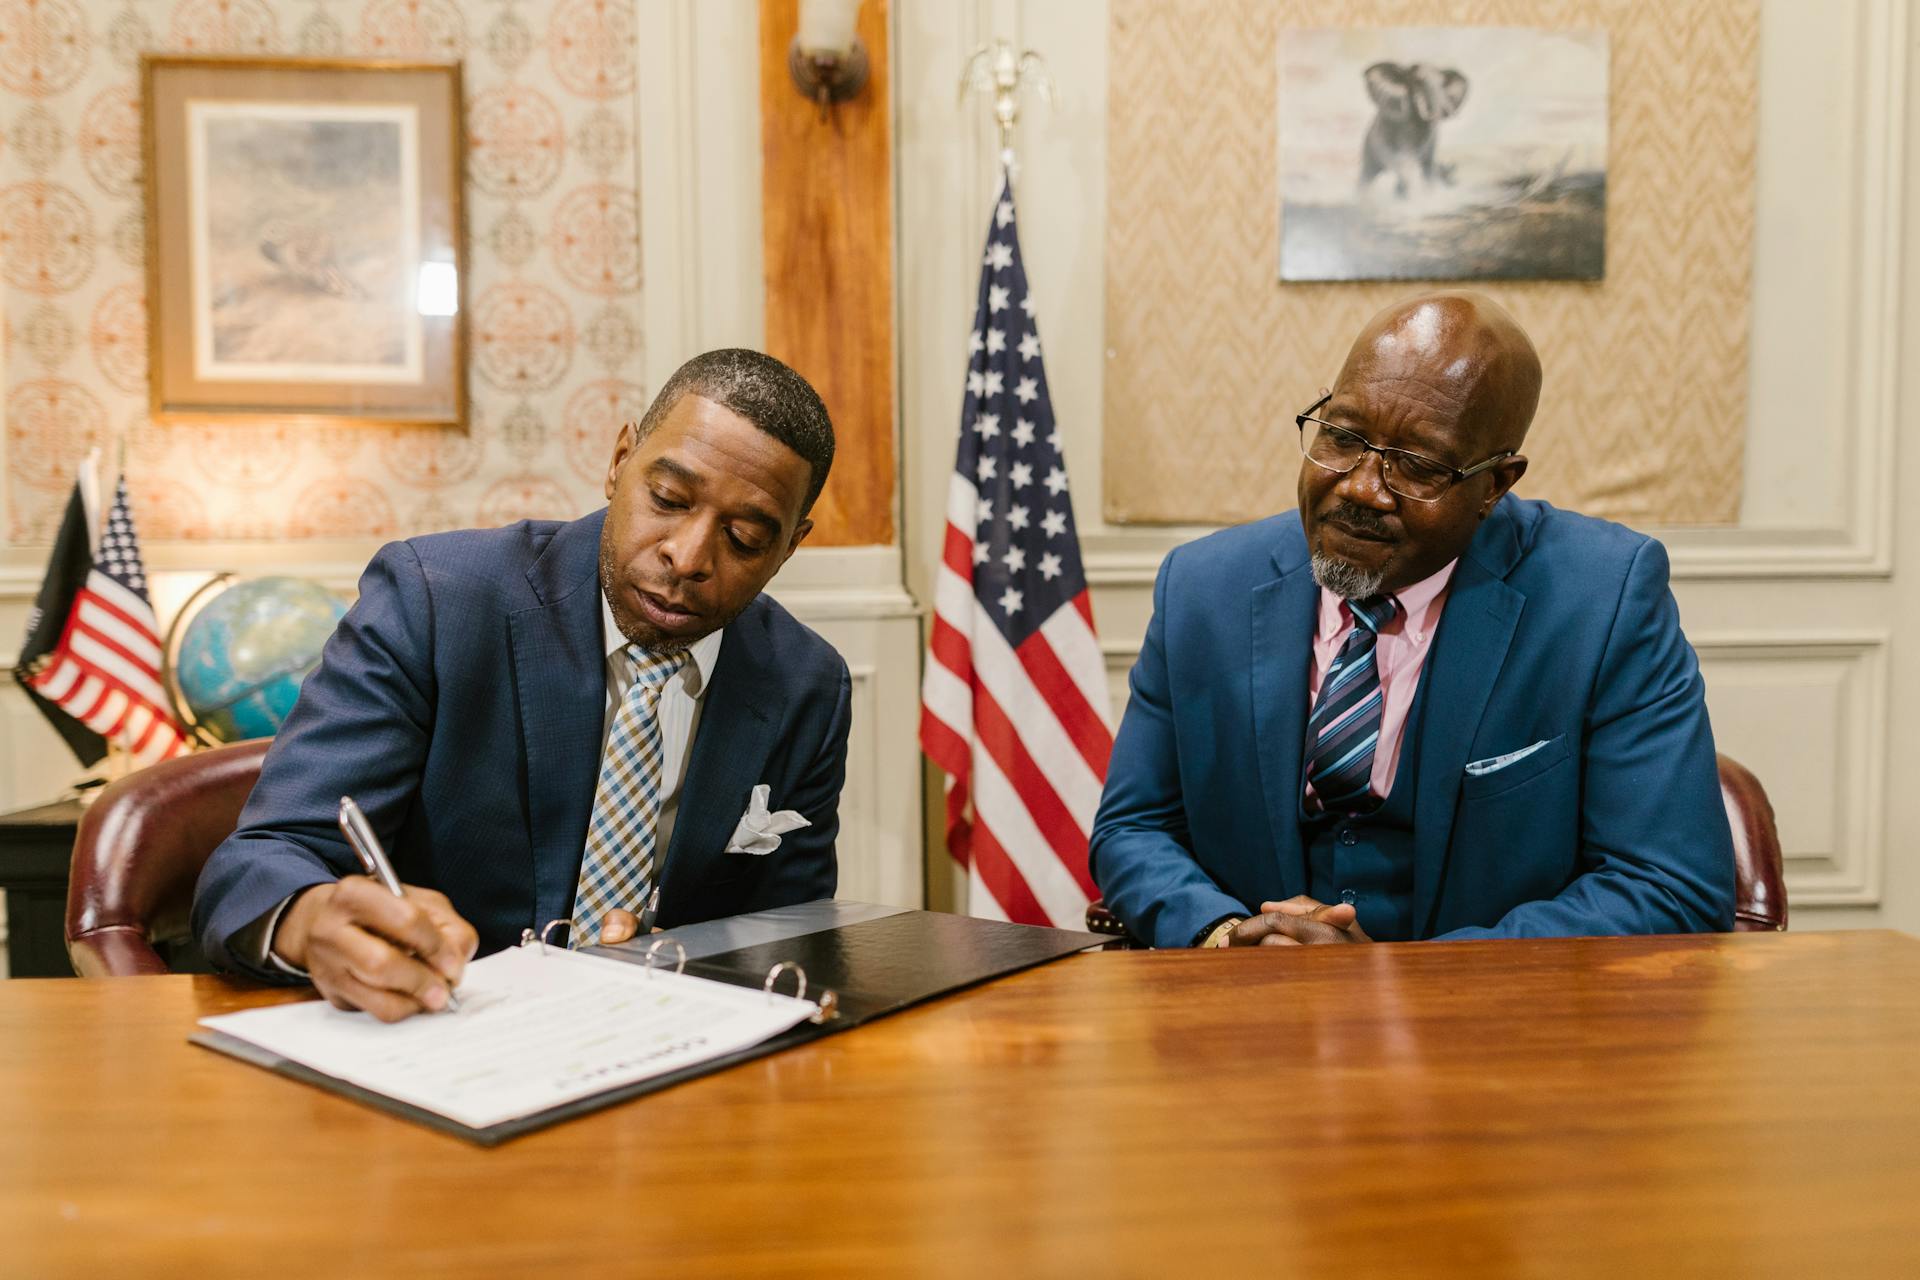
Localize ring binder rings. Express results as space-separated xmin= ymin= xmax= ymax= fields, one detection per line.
xmin=191 ymin=902 xmax=1104 ymax=1145
xmin=644 ymin=937 xmax=687 ymax=976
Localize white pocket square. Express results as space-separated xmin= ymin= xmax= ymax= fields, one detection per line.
xmin=1464 ymin=739 xmax=1552 ymax=777
xmin=725 ymin=784 xmax=810 ymax=855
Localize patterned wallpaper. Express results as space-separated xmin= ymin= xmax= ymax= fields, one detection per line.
xmin=0 ymin=0 xmax=644 ymax=544
xmin=1103 ymin=0 xmax=1757 ymax=528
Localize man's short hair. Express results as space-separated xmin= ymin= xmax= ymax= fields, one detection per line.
xmin=635 ymin=349 xmax=836 ymax=515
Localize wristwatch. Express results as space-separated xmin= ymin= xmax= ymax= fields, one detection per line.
xmin=1197 ymin=916 xmax=1246 ymax=949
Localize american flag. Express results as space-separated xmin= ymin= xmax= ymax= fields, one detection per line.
xmin=18 ymin=476 xmax=191 ymax=769
xmin=919 ymin=174 xmax=1114 ymax=928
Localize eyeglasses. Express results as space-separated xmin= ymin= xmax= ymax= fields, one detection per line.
xmin=1295 ymin=392 xmax=1515 ymax=504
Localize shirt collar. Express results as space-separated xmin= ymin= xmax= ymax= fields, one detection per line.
xmin=600 ymin=589 xmax=724 ymax=696
xmin=1316 ymin=558 xmax=1459 ymax=639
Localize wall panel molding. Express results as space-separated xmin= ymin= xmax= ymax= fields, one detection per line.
xmin=1692 ymin=630 xmax=1889 ymax=906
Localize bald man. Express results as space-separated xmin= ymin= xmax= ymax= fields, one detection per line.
xmin=1090 ymin=292 xmax=1736 ymax=947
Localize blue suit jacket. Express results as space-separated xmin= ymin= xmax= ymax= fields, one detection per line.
xmin=193 ymin=509 xmax=851 ymax=980
xmin=1090 ymin=497 xmax=1736 ymax=948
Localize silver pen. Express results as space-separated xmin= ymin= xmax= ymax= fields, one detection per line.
xmin=636 ymin=884 xmax=663 ymax=937
xmin=337 ymin=795 xmax=460 ymax=1012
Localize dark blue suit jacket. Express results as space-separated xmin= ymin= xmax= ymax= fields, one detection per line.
xmin=193 ymin=509 xmax=851 ymax=980
xmin=1090 ymin=497 xmax=1736 ymax=948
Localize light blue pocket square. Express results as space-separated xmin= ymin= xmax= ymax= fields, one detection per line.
xmin=1464 ymin=739 xmax=1553 ymax=777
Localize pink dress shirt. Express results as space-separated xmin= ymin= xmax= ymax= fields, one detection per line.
xmin=1304 ymin=559 xmax=1458 ymax=808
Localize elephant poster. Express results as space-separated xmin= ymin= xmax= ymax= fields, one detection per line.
xmin=1278 ymin=27 xmax=1609 ymax=281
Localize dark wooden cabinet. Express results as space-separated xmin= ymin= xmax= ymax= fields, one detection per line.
xmin=0 ymin=799 xmax=83 ymax=978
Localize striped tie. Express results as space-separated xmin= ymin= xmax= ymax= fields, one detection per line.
xmin=571 ymin=646 xmax=688 ymax=945
xmin=1304 ymin=594 xmax=1398 ymax=813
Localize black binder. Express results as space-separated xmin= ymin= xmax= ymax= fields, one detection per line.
xmin=191 ymin=902 xmax=1103 ymax=1146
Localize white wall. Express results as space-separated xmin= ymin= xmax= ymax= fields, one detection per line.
xmin=899 ymin=0 xmax=1920 ymax=933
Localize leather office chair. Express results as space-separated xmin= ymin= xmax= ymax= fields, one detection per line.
xmin=1084 ymin=752 xmax=1788 ymax=942
xmin=65 ymin=738 xmax=271 ymax=977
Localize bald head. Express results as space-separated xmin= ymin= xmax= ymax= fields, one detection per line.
xmin=1296 ymin=292 xmax=1541 ymax=597
xmin=1335 ymin=291 xmax=1542 ymax=456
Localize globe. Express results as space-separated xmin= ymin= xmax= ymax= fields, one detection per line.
xmin=169 ymin=576 xmax=347 ymax=744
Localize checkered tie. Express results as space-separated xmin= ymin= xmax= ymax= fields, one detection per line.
xmin=571 ymin=646 xmax=688 ymax=945
xmin=1304 ymin=594 xmax=1399 ymax=813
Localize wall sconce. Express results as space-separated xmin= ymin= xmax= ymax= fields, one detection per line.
xmin=789 ymin=0 xmax=868 ymax=121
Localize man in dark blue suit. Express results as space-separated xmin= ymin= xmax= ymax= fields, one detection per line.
xmin=1091 ymin=293 xmax=1735 ymax=948
xmin=193 ymin=349 xmax=850 ymax=1018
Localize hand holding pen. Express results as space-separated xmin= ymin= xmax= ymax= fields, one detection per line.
xmin=266 ymin=797 xmax=479 ymax=1023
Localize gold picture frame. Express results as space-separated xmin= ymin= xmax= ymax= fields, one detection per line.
xmin=142 ymin=55 xmax=468 ymax=429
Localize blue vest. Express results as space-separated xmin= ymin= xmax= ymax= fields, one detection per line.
xmin=1298 ymin=673 xmax=1431 ymax=941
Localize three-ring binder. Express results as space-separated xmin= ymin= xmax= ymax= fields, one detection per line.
xmin=518 ymin=916 xmax=840 ymax=1023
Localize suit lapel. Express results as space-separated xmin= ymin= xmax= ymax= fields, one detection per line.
xmin=508 ymin=511 xmax=609 ymax=928
xmin=1250 ymin=544 xmax=1321 ymax=895
xmin=660 ymin=597 xmax=784 ymax=908
xmin=1410 ymin=505 xmax=1526 ymax=936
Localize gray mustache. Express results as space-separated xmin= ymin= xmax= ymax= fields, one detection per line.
xmin=1327 ymin=503 xmax=1392 ymax=537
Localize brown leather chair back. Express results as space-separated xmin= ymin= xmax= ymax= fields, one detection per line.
xmin=65 ymin=738 xmax=271 ymax=976
xmin=1086 ymin=751 xmax=1790 ymax=941
xmin=1719 ymin=753 xmax=1787 ymax=932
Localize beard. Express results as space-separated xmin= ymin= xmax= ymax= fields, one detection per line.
xmin=1309 ymin=551 xmax=1386 ymax=601
xmin=596 ymin=542 xmax=748 ymax=655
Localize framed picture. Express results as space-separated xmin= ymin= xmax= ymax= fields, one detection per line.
xmin=143 ymin=56 xmax=468 ymax=428
xmin=1278 ymin=27 xmax=1609 ymax=282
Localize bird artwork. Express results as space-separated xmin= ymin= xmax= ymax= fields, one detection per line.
xmin=255 ymin=217 xmax=363 ymax=298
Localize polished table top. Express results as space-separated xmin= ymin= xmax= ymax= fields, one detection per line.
xmin=5 ymin=930 xmax=1918 ymax=1277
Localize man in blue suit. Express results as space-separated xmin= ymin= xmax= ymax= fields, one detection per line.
xmin=1091 ymin=293 xmax=1735 ymax=948
xmin=193 ymin=349 xmax=851 ymax=1018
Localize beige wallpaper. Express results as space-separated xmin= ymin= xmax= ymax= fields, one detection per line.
xmin=1104 ymin=0 xmax=1758 ymax=526
xmin=0 ymin=0 xmax=644 ymax=544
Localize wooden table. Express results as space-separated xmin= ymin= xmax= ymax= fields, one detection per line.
xmin=5 ymin=931 xmax=1918 ymax=1277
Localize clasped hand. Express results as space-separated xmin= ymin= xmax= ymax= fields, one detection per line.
xmin=1227 ymin=895 xmax=1373 ymax=946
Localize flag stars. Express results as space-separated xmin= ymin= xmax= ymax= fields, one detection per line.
xmin=985 ymin=328 xmax=1007 ymax=355
xmin=984 ymin=242 xmax=1014 ymax=271
xmin=1014 ymin=377 xmax=1038 ymax=404
xmin=1018 ymin=331 xmax=1041 ymax=362
xmin=1038 ymin=552 xmax=1063 ymax=581
xmin=1007 ymin=504 xmax=1030 ymax=531
xmin=975 ymin=412 xmax=1001 ymax=440
xmin=972 ymin=540 xmax=990 ymax=565
xmin=1041 ymin=509 xmax=1067 ymax=538
xmin=1003 ymin=546 xmax=1026 ymax=573
xmin=997 ymin=586 xmax=1023 ymax=616
xmin=1044 ymin=466 xmax=1069 ymax=496
xmin=996 ymin=198 xmax=1014 ymax=228
xmin=1020 ymin=294 xmax=1035 ymax=317
xmin=967 ymin=370 xmax=984 ymax=396
xmin=976 ymin=497 xmax=994 ymax=525
xmin=983 ymin=370 xmax=1004 ymax=397
xmin=968 ymin=329 xmax=984 ymax=355
xmin=976 ymin=455 xmax=997 ymax=482
xmin=988 ymin=284 xmax=1010 ymax=313
xmin=1011 ymin=418 xmax=1036 ymax=448
xmin=1009 ymin=461 xmax=1033 ymax=490
xmin=1046 ymin=428 xmax=1061 ymax=452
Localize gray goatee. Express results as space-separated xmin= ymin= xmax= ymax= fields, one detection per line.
xmin=1309 ymin=551 xmax=1386 ymax=601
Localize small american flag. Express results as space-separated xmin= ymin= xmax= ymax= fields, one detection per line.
xmin=18 ymin=475 xmax=191 ymax=769
xmin=919 ymin=174 xmax=1114 ymax=928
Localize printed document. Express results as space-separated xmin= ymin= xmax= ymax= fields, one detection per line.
xmin=198 ymin=944 xmax=818 ymax=1129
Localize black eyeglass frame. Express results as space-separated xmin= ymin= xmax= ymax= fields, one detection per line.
xmin=1293 ymin=392 xmax=1517 ymax=504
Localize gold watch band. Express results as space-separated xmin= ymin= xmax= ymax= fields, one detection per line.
xmin=1202 ymin=917 xmax=1245 ymax=949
